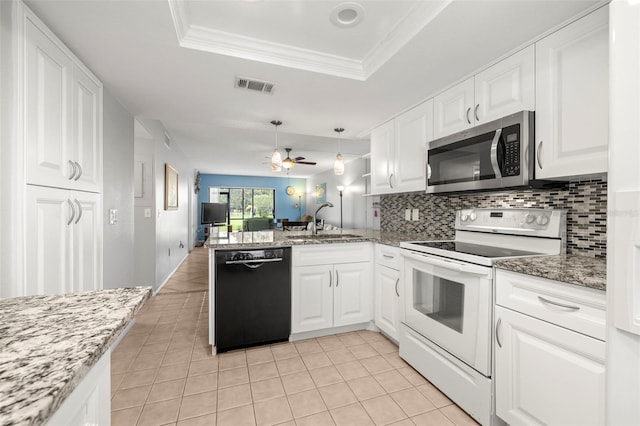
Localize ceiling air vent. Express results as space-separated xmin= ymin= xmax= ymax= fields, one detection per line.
xmin=235 ymin=76 xmax=275 ymax=95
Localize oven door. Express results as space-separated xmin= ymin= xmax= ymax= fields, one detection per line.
xmin=401 ymin=249 xmax=492 ymax=376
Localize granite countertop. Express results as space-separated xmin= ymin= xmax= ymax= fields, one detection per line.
xmin=204 ymin=229 xmax=445 ymax=249
xmin=494 ymin=255 xmax=606 ymax=291
xmin=0 ymin=287 xmax=152 ymax=426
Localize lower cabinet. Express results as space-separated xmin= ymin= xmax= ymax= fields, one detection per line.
xmin=374 ymin=244 xmax=401 ymax=341
xmin=25 ymin=185 xmax=101 ymax=295
xmin=494 ymin=269 xmax=606 ymax=426
xmin=291 ymin=244 xmax=372 ymax=334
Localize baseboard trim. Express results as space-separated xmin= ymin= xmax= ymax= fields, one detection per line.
xmin=154 ymin=252 xmax=189 ymax=295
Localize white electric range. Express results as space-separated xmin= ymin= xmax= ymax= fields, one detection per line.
xmin=398 ymin=208 xmax=566 ymax=426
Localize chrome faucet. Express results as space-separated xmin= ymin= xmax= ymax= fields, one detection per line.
xmin=313 ymin=202 xmax=334 ymax=234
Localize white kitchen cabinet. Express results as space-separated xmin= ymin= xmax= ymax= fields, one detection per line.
xmin=434 ymin=46 xmax=535 ymax=139
xmin=370 ymin=100 xmax=433 ymax=195
xmin=24 ymin=9 xmax=102 ymax=193
xmin=374 ymin=244 xmax=401 ymax=341
xmin=25 ymin=185 xmax=102 ymax=296
xmin=535 ymin=6 xmax=609 ymax=179
xmin=370 ymin=121 xmax=394 ymax=194
xmin=494 ymin=269 xmax=606 ymax=426
xmin=292 ymin=244 xmax=372 ymax=334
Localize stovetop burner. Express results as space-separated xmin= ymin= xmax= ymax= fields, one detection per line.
xmin=411 ymin=241 xmax=540 ymax=258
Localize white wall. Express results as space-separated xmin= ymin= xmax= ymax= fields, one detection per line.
xmin=135 ymin=118 xmax=193 ymax=291
xmin=305 ymin=158 xmax=369 ymax=229
xmin=134 ymin=135 xmax=156 ymax=287
xmin=102 ymin=89 xmax=135 ymax=289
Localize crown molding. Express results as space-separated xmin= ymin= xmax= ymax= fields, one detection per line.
xmin=167 ymin=0 xmax=450 ymax=81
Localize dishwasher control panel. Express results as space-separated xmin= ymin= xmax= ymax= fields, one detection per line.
xmin=218 ymin=248 xmax=286 ymax=263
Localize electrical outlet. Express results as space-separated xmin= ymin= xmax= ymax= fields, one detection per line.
xmin=405 ymin=209 xmax=411 ymax=221
xmin=144 ymin=208 xmax=151 ymax=218
xmin=412 ymin=208 xmax=419 ymax=221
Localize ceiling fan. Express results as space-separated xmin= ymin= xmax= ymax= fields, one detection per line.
xmin=281 ymin=148 xmax=316 ymax=170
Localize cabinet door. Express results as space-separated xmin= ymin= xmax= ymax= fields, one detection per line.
xmin=333 ymin=262 xmax=371 ymax=327
xmin=71 ymin=67 xmax=102 ymax=192
xmin=374 ymin=264 xmax=400 ymax=340
xmin=495 ymin=306 xmax=605 ymax=426
xmin=24 ymin=16 xmax=74 ymax=189
xmin=433 ymin=77 xmax=474 ymax=139
xmin=292 ymin=265 xmax=333 ymax=333
xmin=72 ymin=191 xmax=102 ymax=292
xmin=370 ymin=121 xmax=394 ymax=194
xmin=474 ymin=45 xmax=535 ymax=124
xmin=393 ymin=100 xmax=433 ymax=193
xmin=535 ymin=7 xmax=609 ymax=179
xmin=24 ymin=185 xmax=73 ymax=296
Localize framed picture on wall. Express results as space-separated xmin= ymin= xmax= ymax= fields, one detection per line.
xmin=316 ymin=182 xmax=326 ymax=204
xmin=165 ymin=163 xmax=178 ymax=210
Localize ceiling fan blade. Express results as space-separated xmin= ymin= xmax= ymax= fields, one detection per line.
xmin=294 ymin=156 xmax=306 ymax=161
xmin=296 ymin=161 xmax=317 ymax=165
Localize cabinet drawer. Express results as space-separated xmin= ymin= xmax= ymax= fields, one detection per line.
xmin=293 ymin=243 xmax=372 ymax=266
xmin=495 ymin=269 xmax=606 ymax=341
xmin=375 ymin=244 xmax=401 ymax=270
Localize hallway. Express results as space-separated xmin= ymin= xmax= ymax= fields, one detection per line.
xmin=109 ymin=247 xmax=477 ymax=425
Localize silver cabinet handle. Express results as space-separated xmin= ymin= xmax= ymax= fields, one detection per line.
xmin=536 ymin=141 xmax=543 ymax=169
xmin=474 ymin=104 xmax=480 ymax=122
xmin=74 ymin=199 xmax=82 ymax=224
xmin=66 ymin=199 xmax=75 ymax=226
xmin=68 ymin=160 xmax=77 ymax=180
xmin=329 ymin=270 xmax=333 ymax=287
xmin=538 ymin=296 xmax=580 ymax=311
xmin=335 ymin=270 xmax=339 ymax=287
xmin=395 ymin=278 xmax=400 ymax=297
xmin=466 ymin=107 xmax=471 ymax=124
xmin=496 ymin=318 xmax=503 ymax=348
xmin=388 ymin=173 xmax=394 ymax=189
xmin=74 ymin=161 xmax=82 ymax=180
xmin=383 ymin=254 xmax=395 ymax=260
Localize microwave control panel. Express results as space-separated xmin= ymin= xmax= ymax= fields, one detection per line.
xmin=502 ymin=124 xmax=521 ymax=176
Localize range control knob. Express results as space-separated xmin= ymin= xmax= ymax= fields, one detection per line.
xmin=461 ymin=213 xmax=469 ymax=222
xmin=524 ymin=213 xmax=536 ymax=224
xmin=469 ymin=211 xmax=477 ymax=221
xmin=536 ymin=215 xmax=550 ymax=226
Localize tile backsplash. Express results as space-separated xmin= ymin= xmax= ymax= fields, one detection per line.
xmin=381 ymin=179 xmax=607 ymax=258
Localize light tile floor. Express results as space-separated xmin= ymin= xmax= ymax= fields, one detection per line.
xmin=111 ymin=247 xmax=478 ymax=426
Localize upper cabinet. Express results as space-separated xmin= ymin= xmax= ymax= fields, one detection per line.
xmin=434 ymin=45 xmax=535 ymax=139
xmin=370 ymin=100 xmax=434 ymax=195
xmin=535 ymin=6 xmax=609 ymax=179
xmin=24 ymin=11 xmax=102 ymax=193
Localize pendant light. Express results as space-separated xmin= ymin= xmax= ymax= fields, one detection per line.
xmin=334 ymin=127 xmax=345 ymax=175
xmin=270 ymin=120 xmax=283 ymax=172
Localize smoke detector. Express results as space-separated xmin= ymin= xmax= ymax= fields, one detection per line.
xmin=235 ymin=76 xmax=275 ymax=94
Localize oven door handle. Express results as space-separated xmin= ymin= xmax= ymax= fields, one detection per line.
xmin=402 ymin=250 xmax=489 ymax=276
xmin=490 ymin=128 xmax=503 ymax=179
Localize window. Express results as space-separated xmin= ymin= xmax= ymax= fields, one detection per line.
xmin=209 ymin=187 xmax=275 ymax=230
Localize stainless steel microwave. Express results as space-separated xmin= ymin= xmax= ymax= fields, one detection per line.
xmin=426 ymin=111 xmax=534 ymax=193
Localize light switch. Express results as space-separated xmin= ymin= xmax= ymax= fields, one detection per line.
xmin=144 ymin=208 xmax=152 ymax=218
xmin=405 ymin=209 xmax=411 ymax=221
xmin=412 ymin=208 xmax=419 ymax=221
xmin=109 ymin=209 xmax=118 ymax=225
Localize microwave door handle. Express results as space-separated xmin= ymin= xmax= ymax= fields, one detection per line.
xmin=490 ymin=128 xmax=503 ymax=179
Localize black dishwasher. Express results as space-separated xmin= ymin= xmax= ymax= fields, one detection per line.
xmin=215 ymin=247 xmax=291 ymax=353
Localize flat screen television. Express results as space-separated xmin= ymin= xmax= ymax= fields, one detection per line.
xmin=201 ymin=202 xmax=227 ymax=225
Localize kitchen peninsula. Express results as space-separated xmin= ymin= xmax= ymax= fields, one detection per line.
xmin=0 ymin=287 xmax=151 ymax=425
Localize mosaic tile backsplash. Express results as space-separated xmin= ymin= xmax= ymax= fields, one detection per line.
xmin=380 ymin=179 xmax=607 ymax=258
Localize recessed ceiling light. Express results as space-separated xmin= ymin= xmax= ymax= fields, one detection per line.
xmin=330 ymin=2 xmax=365 ymax=28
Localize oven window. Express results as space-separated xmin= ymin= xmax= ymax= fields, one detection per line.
xmin=413 ymin=269 xmax=465 ymax=333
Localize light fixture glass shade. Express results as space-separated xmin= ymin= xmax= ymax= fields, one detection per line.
xmin=271 ymin=149 xmax=282 ymax=172
xmin=336 ymin=185 xmax=345 ymax=192
xmin=282 ymin=157 xmax=295 ymax=170
xmin=334 ymin=153 xmax=344 ymax=175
